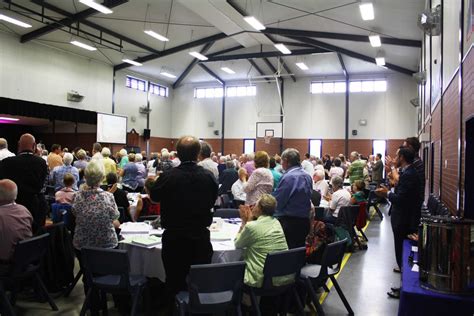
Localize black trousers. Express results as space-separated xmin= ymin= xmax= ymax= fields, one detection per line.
xmin=277 ymin=216 xmax=310 ymax=249
xmin=391 ymin=224 xmax=409 ymax=269
xmin=161 ymin=229 xmax=213 ymax=299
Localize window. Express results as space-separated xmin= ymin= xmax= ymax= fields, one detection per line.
xmin=194 ymin=85 xmax=256 ymax=98
xmin=311 ymin=79 xmax=387 ymax=94
xmin=126 ymin=76 xmax=147 ymax=92
xmin=150 ymin=82 xmax=169 ymax=97
xmin=309 ymin=139 xmax=322 ymax=159
xmin=243 ymin=139 xmax=255 ymax=154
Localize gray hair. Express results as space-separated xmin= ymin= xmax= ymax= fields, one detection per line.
xmin=350 ymin=151 xmax=359 ymax=160
xmin=226 ymin=160 xmax=235 ymax=169
xmin=101 ymin=147 xmax=111 ymax=157
xmin=0 ymin=138 xmax=7 ymax=150
xmin=0 ymin=179 xmax=17 ymax=202
xmin=63 ymin=152 xmax=73 ymax=166
xmin=281 ymin=148 xmax=301 ymax=167
xmin=84 ymin=161 xmax=105 ymax=187
xmin=314 ymin=169 xmax=325 ymax=179
xmin=119 ymin=149 xmax=127 ymax=156
xmin=247 ymin=153 xmax=255 ymax=161
xmin=162 ymin=150 xmax=170 ymax=160
xmin=331 ymin=176 xmax=343 ymax=189
xmin=135 ymin=153 xmax=143 ymax=162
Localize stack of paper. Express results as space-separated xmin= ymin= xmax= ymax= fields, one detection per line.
xmin=120 ymin=222 xmax=151 ymax=235
xmin=131 ymin=235 xmax=161 ymax=248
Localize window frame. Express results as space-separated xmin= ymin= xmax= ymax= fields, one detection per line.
xmin=308 ymin=139 xmax=322 ymax=159
xmin=126 ymin=75 xmax=147 ymax=92
xmin=243 ymin=139 xmax=256 ymax=154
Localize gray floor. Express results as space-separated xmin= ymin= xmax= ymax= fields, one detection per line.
xmin=11 ymin=204 xmax=401 ymax=316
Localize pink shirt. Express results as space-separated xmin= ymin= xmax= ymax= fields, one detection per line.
xmin=243 ymin=167 xmax=273 ymax=205
xmin=55 ymin=187 xmax=76 ymax=204
xmin=0 ymin=203 xmax=33 ymax=261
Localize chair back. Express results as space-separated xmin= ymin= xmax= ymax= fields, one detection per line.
xmin=137 ymin=215 xmax=159 ymax=222
xmin=187 ymin=261 xmax=246 ymax=309
xmin=339 ymin=205 xmax=360 ymax=227
xmin=51 ymin=203 xmax=72 ymax=226
xmin=261 ymin=247 xmax=306 ymax=289
xmin=11 ymin=233 xmax=50 ymax=276
xmin=319 ymin=239 xmax=347 ymax=278
xmin=314 ymin=207 xmax=325 ymax=221
xmin=81 ymin=247 xmax=130 ymax=289
xmin=213 ymin=208 xmax=239 ymax=218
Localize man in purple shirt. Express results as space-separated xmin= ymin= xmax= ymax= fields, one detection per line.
xmin=272 ymin=148 xmax=313 ymax=248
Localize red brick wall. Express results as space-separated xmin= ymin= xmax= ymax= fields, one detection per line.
xmin=322 ymin=139 xmax=346 ymax=157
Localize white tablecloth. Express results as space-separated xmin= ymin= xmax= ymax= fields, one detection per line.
xmin=120 ymin=221 xmax=242 ymax=281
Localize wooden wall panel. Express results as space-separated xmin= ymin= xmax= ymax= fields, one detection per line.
xmin=431 ymin=105 xmax=442 ymax=196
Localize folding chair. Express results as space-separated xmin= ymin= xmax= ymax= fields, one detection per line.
xmin=367 ymin=190 xmax=383 ymax=220
xmin=244 ymin=247 xmax=306 ymax=316
xmin=300 ymin=239 xmax=353 ymax=316
xmin=0 ymin=234 xmax=58 ymax=315
xmin=80 ymin=247 xmax=147 ymax=316
xmin=51 ymin=203 xmax=72 ymax=227
xmin=339 ymin=206 xmax=367 ymax=251
xmin=214 ymin=208 xmax=240 ymax=218
xmin=175 ymin=261 xmax=246 ymax=315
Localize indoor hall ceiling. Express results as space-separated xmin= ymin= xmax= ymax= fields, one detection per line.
xmin=0 ymin=0 xmax=425 ymax=85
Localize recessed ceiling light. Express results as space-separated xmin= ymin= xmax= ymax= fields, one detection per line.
xmin=243 ymin=16 xmax=266 ymax=31
xmin=295 ymin=62 xmax=309 ymax=70
xmin=144 ymin=30 xmax=169 ymax=42
xmin=0 ymin=14 xmax=32 ymax=28
xmin=79 ymin=0 xmax=113 ymax=14
xmin=369 ymin=35 xmax=381 ymax=47
xmin=0 ymin=117 xmax=19 ymax=121
xmin=359 ymin=2 xmax=374 ymax=21
xmin=274 ymin=43 xmax=291 ymax=55
xmin=189 ymin=51 xmax=208 ymax=61
xmin=160 ymin=72 xmax=177 ymax=78
xmin=70 ymin=40 xmax=97 ymax=51
xmin=375 ymin=56 xmax=385 ymax=66
xmin=221 ymin=67 xmax=235 ymax=74
xmin=122 ymin=59 xmax=142 ymax=66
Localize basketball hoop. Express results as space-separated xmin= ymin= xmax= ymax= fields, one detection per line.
xmin=264 ymin=136 xmax=272 ymax=144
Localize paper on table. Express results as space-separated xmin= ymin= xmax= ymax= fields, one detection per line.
xmin=411 ymin=264 xmax=419 ymax=272
xmin=120 ymin=222 xmax=151 ymax=234
xmin=211 ymin=230 xmax=236 ymax=241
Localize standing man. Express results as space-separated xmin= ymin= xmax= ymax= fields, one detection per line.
xmin=403 ymin=137 xmax=425 ymax=231
xmin=301 ymin=153 xmax=315 ymax=176
xmin=0 ymin=138 xmax=15 ymax=161
xmin=0 ymin=134 xmax=48 ymax=232
xmin=150 ymin=136 xmax=218 ymax=302
xmin=372 ymin=153 xmax=384 ymax=185
xmin=347 ymin=151 xmax=366 ymax=184
xmin=272 ymin=148 xmax=313 ymax=248
xmin=375 ymin=147 xmax=420 ymax=299
xmin=197 ymin=141 xmax=219 ymax=180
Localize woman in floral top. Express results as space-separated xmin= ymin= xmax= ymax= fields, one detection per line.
xmin=242 ymin=151 xmax=273 ymax=206
xmin=72 ymin=161 xmax=120 ymax=250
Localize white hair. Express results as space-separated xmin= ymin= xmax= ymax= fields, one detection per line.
xmin=331 ymin=176 xmax=344 ymax=189
xmin=101 ymin=147 xmax=111 ymax=157
xmin=351 ymin=151 xmax=359 ymax=159
xmin=85 ymin=161 xmax=105 ymax=187
xmin=119 ymin=149 xmax=127 ymax=156
xmin=0 ymin=138 xmax=7 ymax=150
xmin=63 ymin=152 xmax=73 ymax=166
xmin=0 ymin=180 xmax=17 ymax=202
xmin=247 ymin=153 xmax=255 ymax=161
xmin=314 ymin=169 xmax=325 ymax=179
xmin=162 ymin=150 xmax=170 ymax=159
xmin=135 ymin=153 xmax=143 ymax=162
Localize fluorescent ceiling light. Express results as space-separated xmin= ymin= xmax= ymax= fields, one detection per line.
xmin=295 ymin=62 xmax=309 ymax=70
xmin=189 ymin=51 xmax=208 ymax=61
xmin=369 ymin=35 xmax=381 ymax=47
xmin=274 ymin=43 xmax=291 ymax=55
xmin=79 ymin=0 xmax=113 ymax=14
xmin=160 ymin=72 xmax=176 ymax=78
xmin=122 ymin=59 xmax=142 ymax=66
xmin=221 ymin=67 xmax=235 ymax=74
xmin=375 ymin=57 xmax=385 ymax=66
xmin=243 ymin=16 xmax=266 ymax=30
xmin=70 ymin=40 xmax=97 ymax=51
xmin=144 ymin=30 xmax=169 ymax=42
xmin=359 ymin=2 xmax=374 ymax=21
xmin=0 ymin=14 xmax=32 ymax=28
xmin=0 ymin=117 xmax=19 ymax=121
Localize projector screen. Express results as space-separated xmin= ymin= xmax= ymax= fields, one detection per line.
xmin=96 ymin=113 xmax=127 ymax=144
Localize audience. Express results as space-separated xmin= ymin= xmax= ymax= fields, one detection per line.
xmin=329 ymin=158 xmax=345 ymax=179
xmin=242 ymin=151 xmax=273 ymax=206
xmin=120 ymin=153 xmax=140 ymax=192
xmin=218 ymin=159 xmax=238 ymax=196
xmin=272 ymin=148 xmax=312 ymax=248
xmin=372 ymin=153 xmax=384 ymax=185
xmin=234 ymin=194 xmax=291 ymax=287
xmin=51 ymin=152 xmax=79 ymax=191
xmin=347 ymin=151 xmax=366 ymax=184
xmin=323 ymin=176 xmax=351 ymax=224
xmin=0 ymin=179 xmax=33 ymax=267
xmin=104 ymin=172 xmax=130 ymax=222
xmin=301 ymin=153 xmax=314 ymax=175
xmin=217 ymin=156 xmax=227 ymax=177
xmin=0 ymin=138 xmax=15 ymax=161
xmin=117 ymin=148 xmax=128 ymax=169
xmin=232 ymin=168 xmax=248 ymax=204
xmin=269 ymin=157 xmax=282 ymax=190
xmin=198 ymin=141 xmax=219 ymax=179
xmin=91 ymin=142 xmax=103 ymax=161
xmin=135 ymin=153 xmax=147 ymax=189
xmin=73 ymin=149 xmax=88 ymax=171
xmin=244 ymin=153 xmax=256 ymax=176
xmin=55 ymin=173 xmax=76 ymax=204
xmin=47 ymin=144 xmax=63 ymax=171
xmin=350 ymin=180 xmax=367 ymax=205
xmin=101 ymin=147 xmax=117 ymax=183
xmin=312 ymin=169 xmax=329 ymax=197
xmin=135 ymin=178 xmax=160 ymax=221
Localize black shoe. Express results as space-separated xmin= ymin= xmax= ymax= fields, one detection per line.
xmin=390 ymin=287 xmax=401 ymax=292
xmin=387 ymin=290 xmax=400 ymax=299
xmin=393 ymin=267 xmax=401 ymax=273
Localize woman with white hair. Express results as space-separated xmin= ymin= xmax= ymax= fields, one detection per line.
xmin=73 ymin=149 xmax=88 ymax=171
xmin=117 ymin=148 xmax=128 ymax=169
xmin=51 ymin=152 xmax=79 ymax=191
xmin=119 ymin=153 xmax=140 ymax=192
xmin=134 ymin=153 xmax=146 ymax=189
xmin=101 ymin=147 xmax=117 ymax=183
xmin=323 ymin=176 xmax=351 ymax=224
xmin=154 ymin=149 xmax=173 ymax=173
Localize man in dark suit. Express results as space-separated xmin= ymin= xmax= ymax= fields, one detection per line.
xmin=218 ymin=160 xmax=238 ymax=196
xmin=372 ymin=153 xmax=384 ymax=185
xmin=375 ymin=147 xmax=420 ymax=299
xmin=150 ymin=136 xmax=218 ymax=304
xmin=0 ymin=134 xmax=48 ymax=233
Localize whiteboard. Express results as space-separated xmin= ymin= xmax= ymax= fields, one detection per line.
xmin=96 ymin=113 xmax=127 ymax=144
xmin=256 ymin=122 xmax=283 ymax=138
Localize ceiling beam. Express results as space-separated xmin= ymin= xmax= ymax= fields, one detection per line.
xmin=207 ymin=45 xmax=245 ymax=57
xmin=279 ymin=59 xmax=296 ymax=82
xmin=198 ymin=64 xmax=224 ymax=85
xmin=172 ymin=41 xmax=215 ymax=89
xmin=263 ymin=58 xmax=277 ymax=74
xmin=27 ymin=0 xmax=160 ymax=54
xmin=337 ymin=53 xmax=348 ymax=78
xmin=201 ymin=48 xmax=329 ymax=62
xmin=286 ymin=36 xmax=416 ymax=76
xmin=248 ymin=59 xmax=272 ymax=84
xmin=114 ymin=33 xmax=228 ymax=71
xmin=262 ymin=27 xmax=422 ymax=48
xmin=20 ymin=0 xmax=128 ymax=43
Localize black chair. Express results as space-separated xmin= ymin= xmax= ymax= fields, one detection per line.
xmin=220 ymin=193 xmax=232 ymax=208
xmin=339 ymin=205 xmax=367 ymax=250
xmin=0 ymin=233 xmax=58 ymax=315
xmin=314 ymin=207 xmax=326 ymax=221
xmin=214 ymin=208 xmax=240 ymax=218
xmin=136 ymin=215 xmax=159 ymax=222
xmin=175 ymin=261 xmax=246 ymax=315
xmin=368 ymin=190 xmax=384 ymax=220
xmin=80 ymin=247 xmax=147 ymax=316
xmin=51 ymin=203 xmax=73 ymax=226
xmin=300 ymin=239 xmax=353 ymax=316
xmin=244 ymin=247 xmax=306 ymax=316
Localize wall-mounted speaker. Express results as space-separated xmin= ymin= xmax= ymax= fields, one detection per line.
xmin=352 ymin=130 xmax=358 ymax=136
xmin=143 ymin=129 xmax=151 ymax=140
xmin=213 ymin=130 xmax=219 ymax=136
